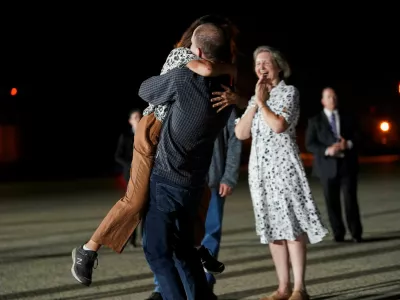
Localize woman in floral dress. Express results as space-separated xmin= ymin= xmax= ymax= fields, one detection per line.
xmin=235 ymin=46 xmax=328 ymax=300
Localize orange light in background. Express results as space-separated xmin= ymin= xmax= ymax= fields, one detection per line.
xmin=10 ymin=87 xmax=17 ymax=96
xmin=380 ymin=121 xmax=390 ymax=132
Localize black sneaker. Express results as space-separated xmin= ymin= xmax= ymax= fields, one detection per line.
xmin=145 ymin=292 xmax=163 ymax=300
xmin=129 ymin=239 xmax=137 ymax=249
xmin=197 ymin=245 xmax=225 ymax=275
xmin=71 ymin=245 xmax=98 ymax=286
xmin=210 ymin=292 xmax=218 ymax=300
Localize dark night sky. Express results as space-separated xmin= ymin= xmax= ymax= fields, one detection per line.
xmin=1 ymin=9 xmax=399 ymax=180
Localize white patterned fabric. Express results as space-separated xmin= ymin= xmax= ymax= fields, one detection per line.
xmin=239 ymin=80 xmax=329 ymax=244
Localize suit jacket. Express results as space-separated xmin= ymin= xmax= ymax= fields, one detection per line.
xmin=208 ymin=108 xmax=242 ymax=189
xmin=115 ymin=130 xmax=134 ymax=181
xmin=305 ymin=110 xmax=358 ymax=179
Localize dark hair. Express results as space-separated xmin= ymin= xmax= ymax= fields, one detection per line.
xmin=129 ymin=108 xmax=142 ymax=118
xmin=175 ymin=15 xmax=239 ymax=63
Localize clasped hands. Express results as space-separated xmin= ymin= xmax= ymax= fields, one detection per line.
xmin=254 ymin=74 xmax=272 ymax=108
xmin=326 ymin=137 xmax=348 ymax=156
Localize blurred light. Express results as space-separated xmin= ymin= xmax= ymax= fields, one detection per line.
xmin=10 ymin=87 xmax=17 ymax=96
xmin=380 ymin=121 xmax=390 ymax=132
xmin=398 ymin=82 xmax=400 ymax=94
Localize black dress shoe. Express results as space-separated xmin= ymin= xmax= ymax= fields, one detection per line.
xmin=145 ymin=292 xmax=163 ymax=300
xmin=352 ymin=237 xmax=363 ymax=243
xmin=209 ymin=292 xmax=218 ymax=300
xmin=333 ymin=236 xmax=345 ymax=242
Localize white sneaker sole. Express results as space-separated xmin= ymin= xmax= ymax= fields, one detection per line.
xmin=204 ymin=267 xmax=224 ymax=275
xmin=71 ymin=248 xmax=83 ymax=283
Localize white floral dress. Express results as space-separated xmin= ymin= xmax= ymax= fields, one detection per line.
xmin=143 ymin=47 xmax=199 ymax=122
xmin=238 ymin=80 xmax=328 ymax=244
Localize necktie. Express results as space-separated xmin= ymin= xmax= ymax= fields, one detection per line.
xmin=330 ymin=113 xmax=338 ymax=139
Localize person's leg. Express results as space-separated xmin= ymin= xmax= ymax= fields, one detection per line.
xmin=71 ymin=114 xmax=161 ymax=286
xmin=321 ymin=177 xmax=345 ymax=241
xmin=201 ymin=188 xmax=225 ymax=285
xmin=287 ymin=234 xmax=308 ymax=294
xmin=341 ymin=173 xmax=363 ymax=241
xmin=193 ymin=187 xmax=225 ymax=278
xmin=153 ymin=275 xmax=161 ymax=293
xmin=171 ymin=183 xmax=213 ymax=300
xmin=87 ymin=113 xmax=161 ymax=253
xmin=142 ymin=174 xmax=186 ymax=300
xmin=194 ymin=186 xmax=211 ymax=246
xmin=202 ymin=188 xmax=225 ymax=257
xmin=144 ymin=275 xmax=163 ymax=300
xmin=122 ymin=173 xmax=139 ymax=248
xmin=129 ymin=228 xmax=138 ymax=247
xmin=267 ymin=241 xmax=291 ymax=299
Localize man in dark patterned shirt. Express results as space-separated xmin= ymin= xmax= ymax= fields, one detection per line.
xmin=138 ymin=23 xmax=233 ymax=300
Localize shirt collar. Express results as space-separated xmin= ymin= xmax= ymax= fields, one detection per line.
xmin=270 ymin=80 xmax=285 ymax=95
xmin=324 ymin=108 xmax=338 ymax=118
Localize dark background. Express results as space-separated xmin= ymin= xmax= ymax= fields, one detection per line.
xmin=1 ymin=9 xmax=399 ymax=181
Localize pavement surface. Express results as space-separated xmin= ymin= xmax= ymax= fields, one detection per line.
xmin=1 ymin=163 xmax=400 ymax=300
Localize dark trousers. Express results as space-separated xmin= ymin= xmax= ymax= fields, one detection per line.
xmin=201 ymin=188 xmax=225 ymax=286
xmin=320 ymin=161 xmax=363 ymax=239
xmin=129 ymin=221 xmax=142 ymax=245
xmin=142 ymin=173 xmax=211 ymax=300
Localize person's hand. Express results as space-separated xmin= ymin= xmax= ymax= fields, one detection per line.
xmin=211 ymin=85 xmax=239 ymax=113
xmin=255 ymin=75 xmax=270 ymax=107
xmin=219 ymin=183 xmax=232 ymax=197
xmin=338 ymin=137 xmax=347 ymax=151
xmin=326 ymin=143 xmax=341 ymax=156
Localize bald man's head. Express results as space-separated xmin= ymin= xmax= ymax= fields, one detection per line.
xmin=321 ymin=87 xmax=337 ymax=111
xmin=190 ymin=23 xmax=230 ymax=62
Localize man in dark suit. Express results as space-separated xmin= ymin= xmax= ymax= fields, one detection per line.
xmin=138 ymin=23 xmax=232 ymax=300
xmin=114 ymin=108 xmax=142 ymax=246
xmin=305 ymin=87 xmax=363 ymax=243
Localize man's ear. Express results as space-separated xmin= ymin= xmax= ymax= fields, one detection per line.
xmin=197 ymin=47 xmax=203 ymax=58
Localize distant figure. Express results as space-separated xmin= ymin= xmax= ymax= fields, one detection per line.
xmin=115 ymin=108 xmax=142 ymax=247
xmin=305 ymin=87 xmax=363 ymax=243
xmin=115 ymin=109 xmax=142 ymax=183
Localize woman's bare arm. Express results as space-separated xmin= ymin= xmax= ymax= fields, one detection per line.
xmin=235 ymin=105 xmax=257 ymax=140
xmin=187 ymin=59 xmax=236 ymax=79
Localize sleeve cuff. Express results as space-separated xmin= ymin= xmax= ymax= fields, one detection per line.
xmin=347 ymin=140 xmax=353 ymax=149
